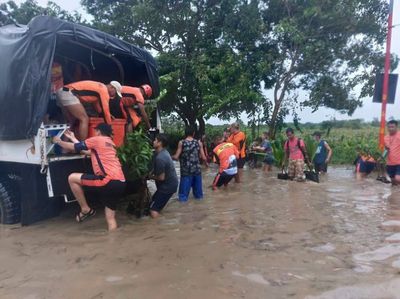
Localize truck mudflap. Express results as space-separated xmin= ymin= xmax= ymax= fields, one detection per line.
xmin=20 ymin=157 xmax=91 ymax=225
xmin=19 ymin=164 xmax=62 ymax=225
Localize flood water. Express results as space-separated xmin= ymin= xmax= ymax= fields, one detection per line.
xmin=2 ymin=166 xmax=400 ymax=299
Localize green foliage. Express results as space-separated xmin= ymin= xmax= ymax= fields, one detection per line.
xmin=81 ymin=0 xmax=272 ymax=133
xmin=261 ymin=0 xmax=395 ymax=137
xmin=117 ymin=129 xmax=153 ymax=180
xmin=271 ymin=137 xmax=285 ymax=168
xmin=0 ymin=0 xmax=84 ymax=26
xmin=302 ymin=135 xmax=317 ymax=162
xmin=327 ymin=129 xmax=379 ymax=165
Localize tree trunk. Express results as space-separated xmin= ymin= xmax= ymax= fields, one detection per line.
xmin=269 ymin=102 xmax=281 ymax=139
xmin=197 ymin=116 xmax=206 ymax=137
xmin=251 ymin=119 xmax=256 ymax=140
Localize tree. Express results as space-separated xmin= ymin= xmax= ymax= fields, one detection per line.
xmin=82 ymin=0 xmax=270 ymax=134
xmin=0 ymin=0 xmax=83 ymax=26
xmin=258 ymin=0 xmax=398 ymax=137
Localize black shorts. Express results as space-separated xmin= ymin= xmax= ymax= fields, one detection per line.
xmin=357 ymin=160 xmax=376 ymax=174
xmin=387 ymin=165 xmax=400 ymax=178
xmin=314 ymin=162 xmax=328 ymax=173
xmin=150 ymin=191 xmax=174 ymax=212
xmin=82 ymin=175 xmax=126 ymax=211
xmin=263 ymin=154 xmax=274 ymax=166
xmin=237 ymin=158 xmax=246 ymax=169
xmin=213 ymin=172 xmax=235 ymax=188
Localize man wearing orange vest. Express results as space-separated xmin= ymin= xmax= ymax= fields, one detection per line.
xmin=56 ymin=80 xmax=122 ymax=140
xmin=119 ymin=84 xmax=152 ymax=131
xmin=212 ymin=137 xmax=239 ymax=190
xmin=227 ymin=122 xmax=246 ymax=183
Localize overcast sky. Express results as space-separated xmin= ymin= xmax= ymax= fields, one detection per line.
xmin=10 ymin=0 xmax=400 ymax=124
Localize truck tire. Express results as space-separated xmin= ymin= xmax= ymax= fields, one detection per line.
xmin=0 ymin=178 xmax=21 ymax=224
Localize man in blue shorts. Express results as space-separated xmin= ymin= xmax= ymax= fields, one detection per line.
xmin=172 ymin=127 xmax=208 ymax=202
xmin=149 ymin=134 xmax=179 ymax=218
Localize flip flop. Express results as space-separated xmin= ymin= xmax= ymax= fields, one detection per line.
xmin=76 ymin=209 xmax=96 ymax=223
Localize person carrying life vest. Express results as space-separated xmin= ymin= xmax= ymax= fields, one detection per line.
xmin=56 ymin=80 xmax=122 ymax=140
xmin=118 ymin=84 xmax=152 ymax=131
xmin=212 ymin=137 xmax=239 ymax=190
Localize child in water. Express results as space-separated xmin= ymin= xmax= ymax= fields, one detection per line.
xmin=354 ymin=148 xmax=390 ymax=183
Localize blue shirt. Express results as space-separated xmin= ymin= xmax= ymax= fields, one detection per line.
xmin=314 ymin=140 xmax=328 ymax=164
xmin=260 ymin=140 xmax=273 ymax=155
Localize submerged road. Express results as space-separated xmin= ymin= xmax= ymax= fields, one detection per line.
xmin=1 ymin=166 xmax=400 ymax=299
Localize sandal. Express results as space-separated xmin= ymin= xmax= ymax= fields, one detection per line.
xmin=76 ymin=209 xmax=96 ymax=223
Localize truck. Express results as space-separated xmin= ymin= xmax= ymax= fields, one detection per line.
xmin=0 ymin=16 xmax=160 ymax=225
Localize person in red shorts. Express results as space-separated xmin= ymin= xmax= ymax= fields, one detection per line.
xmin=212 ymin=137 xmax=239 ymax=190
xmin=53 ymin=123 xmax=126 ymax=231
xmin=385 ymin=120 xmax=400 ymax=185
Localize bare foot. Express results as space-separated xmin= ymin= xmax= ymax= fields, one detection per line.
xmin=108 ymin=223 xmax=118 ymax=231
xmin=150 ymin=210 xmax=160 ymax=218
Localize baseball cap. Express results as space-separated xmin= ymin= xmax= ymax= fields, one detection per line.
xmin=109 ymin=81 xmax=122 ymax=97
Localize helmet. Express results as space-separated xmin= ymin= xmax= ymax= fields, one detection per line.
xmin=141 ymin=84 xmax=152 ymax=98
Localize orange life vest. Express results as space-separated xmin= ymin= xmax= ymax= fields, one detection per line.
xmin=65 ymin=80 xmax=112 ymax=124
xmin=120 ymin=86 xmax=145 ymax=128
xmin=213 ymin=142 xmax=239 ymax=173
xmin=227 ymin=131 xmax=246 ymax=158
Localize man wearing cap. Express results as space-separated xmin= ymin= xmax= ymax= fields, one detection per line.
xmin=313 ymin=132 xmax=332 ymax=173
xmin=53 ymin=123 xmax=126 ymax=231
xmin=118 ymin=84 xmax=153 ymax=131
xmin=55 ymin=80 xmax=122 ymax=140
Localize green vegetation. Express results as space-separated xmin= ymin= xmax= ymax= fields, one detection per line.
xmin=117 ymin=129 xmax=153 ymax=180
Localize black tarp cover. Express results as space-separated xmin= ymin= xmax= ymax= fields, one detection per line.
xmin=0 ymin=16 xmax=159 ymax=140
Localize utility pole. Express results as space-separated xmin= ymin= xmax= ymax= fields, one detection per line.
xmin=379 ymin=0 xmax=394 ymax=150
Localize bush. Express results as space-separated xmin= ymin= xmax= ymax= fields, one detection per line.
xmin=117 ymin=129 xmax=153 ymax=180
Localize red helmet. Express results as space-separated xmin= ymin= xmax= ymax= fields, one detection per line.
xmin=141 ymin=84 xmax=152 ymax=98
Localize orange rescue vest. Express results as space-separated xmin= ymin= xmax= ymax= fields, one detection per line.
xmin=120 ymin=86 xmax=145 ymax=128
xmin=65 ymin=80 xmax=112 ymax=124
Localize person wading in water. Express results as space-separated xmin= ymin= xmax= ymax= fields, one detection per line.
xmin=172 ymin=127 xmax=208 ymax=202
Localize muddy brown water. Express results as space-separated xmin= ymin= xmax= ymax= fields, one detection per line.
xmin=2 ymin=166 xmax=400 ymax=299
